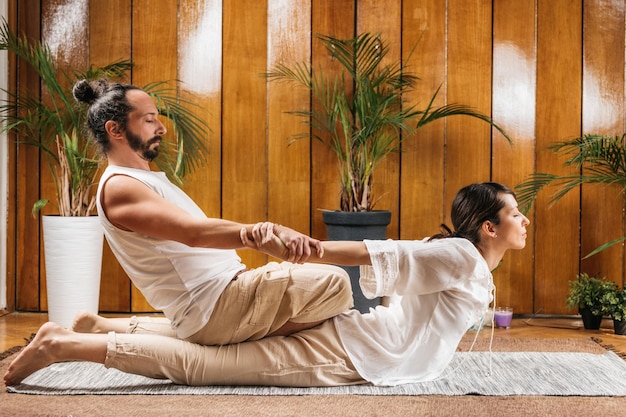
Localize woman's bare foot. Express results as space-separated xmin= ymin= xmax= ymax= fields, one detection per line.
xmin=71 ymin=311 xmax=129 ymax=334
xmin=4 ymin=322 xmax=67 ymax=386
xmin=72 ymin=311 xmax=103 ymax=333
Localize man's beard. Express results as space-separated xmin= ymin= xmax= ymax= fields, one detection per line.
xmin=126 ymin=129 xmax=161 ymax=162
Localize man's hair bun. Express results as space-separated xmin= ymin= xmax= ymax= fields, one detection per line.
xmin=73 ymin=79 xmax=107 ymax=105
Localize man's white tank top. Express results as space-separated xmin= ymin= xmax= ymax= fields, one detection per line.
xmin=96 ymin=165 xmax=245 ymax=338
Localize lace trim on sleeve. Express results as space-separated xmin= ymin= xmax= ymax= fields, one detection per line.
xmin=359 ymin=240 xmax=399 ymax=298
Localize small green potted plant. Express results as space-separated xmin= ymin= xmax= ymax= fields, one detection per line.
xmin=600 ymin=287 xmax=626 ymax=335
xmin=566 ymin=272 xmax=617 ymax=330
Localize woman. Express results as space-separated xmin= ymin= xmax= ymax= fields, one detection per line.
xmin=4 ymin=182 xmax=529 ymax=387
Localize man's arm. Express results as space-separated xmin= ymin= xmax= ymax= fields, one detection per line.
xmin=101 ymin=175 xmax=319 ymax=261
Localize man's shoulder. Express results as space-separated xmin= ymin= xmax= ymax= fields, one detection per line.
xmin=102 ymin=166 xmax=167 ymax=189
xmin=103 ymin=173 xmax=144 ymax=188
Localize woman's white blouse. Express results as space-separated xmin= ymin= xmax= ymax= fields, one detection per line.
xmin=333 ymin=238 xmax=493 ymax=386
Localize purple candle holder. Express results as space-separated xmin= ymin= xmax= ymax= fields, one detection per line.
xmin=494 ymin=307 xmax=513 ymax=329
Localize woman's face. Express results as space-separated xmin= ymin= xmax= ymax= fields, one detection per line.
xmin=493 ymin=193 xmax=530 ymax=250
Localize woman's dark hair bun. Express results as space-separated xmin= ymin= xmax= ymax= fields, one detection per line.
xmin=73 ymin=79 xmax=107 ymax=105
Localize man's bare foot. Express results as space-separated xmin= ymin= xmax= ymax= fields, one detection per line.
xmin=4 ymin=322 xmax=68 ymax=386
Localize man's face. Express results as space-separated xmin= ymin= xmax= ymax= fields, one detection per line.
xmin=124 ymin=90 xmax=166 ymax=162
xmin=126 ymin=126 xmax=161 ymax=162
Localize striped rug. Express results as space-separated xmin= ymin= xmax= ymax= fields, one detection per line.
xmin=8 ymin=349 xmax=626 ymax=396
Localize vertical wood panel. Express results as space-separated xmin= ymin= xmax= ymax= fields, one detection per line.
xmin=88 ymin=0 xmax=131 ymax=76
xmin=39 ymin=0 xmax=90 ymax=218
xmin=491 ymin=0 xmax=536 ymax=312
xmin=15 ymin=0 xmax=42 ymax=311
xmin=446 ymin=0 xmax=493 ymax=217
xmin=222 ymin=0 xmax=268 ymax=267
xmin=581 ymin=0 xmax=625 ymax=285
xmin=535 ymin=0 xmax=582 ymax=314
xmin=16 ymin=0 xmax=43 ymax=311
xmin=130 ymin=0 xmax=178 ymax=311
xmin=400 ymin=0 xmax=446 ymax=239
xmin=356 ymin=0 xmax=401 ymax=239
xmin=310 ymin=0 xmax=355 ymax=239
xmin=5 ymin=0 xmax=17 ymax=311
xmin=178 ymin=0 xmax=222 ymax=219
xmin=267 ymin=0 xmax=312 ymax=244
xmin=89 ymin=0 xmax=132 ymax=312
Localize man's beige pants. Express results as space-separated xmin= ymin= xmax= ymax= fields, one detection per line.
xmin=104 ymin=262 xmax=364 ymax=386
xmin=105 ymin=318 xmax=365 ymax=386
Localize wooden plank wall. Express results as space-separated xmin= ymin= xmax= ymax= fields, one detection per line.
xmin=5 ymin=0 xmax=626 ymax=315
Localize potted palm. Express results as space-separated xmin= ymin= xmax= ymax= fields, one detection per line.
xmin=268 ymin=32 xmax=510 ymax=311
xmin=565 ymin=272 xmax=617 ymax=330
xmin=515 ymin=133 xmax=626 ymax=258
xmin=0 ymin=20 xmax=209 ymax=326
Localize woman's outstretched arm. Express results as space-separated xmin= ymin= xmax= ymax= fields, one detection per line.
xmin=240 ymin=223 xmax=371 ymax=266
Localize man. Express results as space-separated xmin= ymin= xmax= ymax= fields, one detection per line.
xmin=70 ymin=79 xmax=352 ymax=346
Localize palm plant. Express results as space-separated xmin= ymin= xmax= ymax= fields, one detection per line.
xmin=267 ymin=32 xmax=510 ymax=212
xmin=0 ymin=19 xmax=209 ymax=216
xmin=515 ymin=134 xmax=626 ymax=257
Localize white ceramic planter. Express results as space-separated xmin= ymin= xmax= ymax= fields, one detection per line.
xmin=42 ymin=215 xmax=103 ymax=328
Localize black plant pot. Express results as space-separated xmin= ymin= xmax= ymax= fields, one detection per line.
xmin=322 ymin=210 xmax=392 ymax=313
xmin=613 ymin=318 xmax=626 ymax=335
xmin=579 ymin=308 xmax=603 ymax=330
